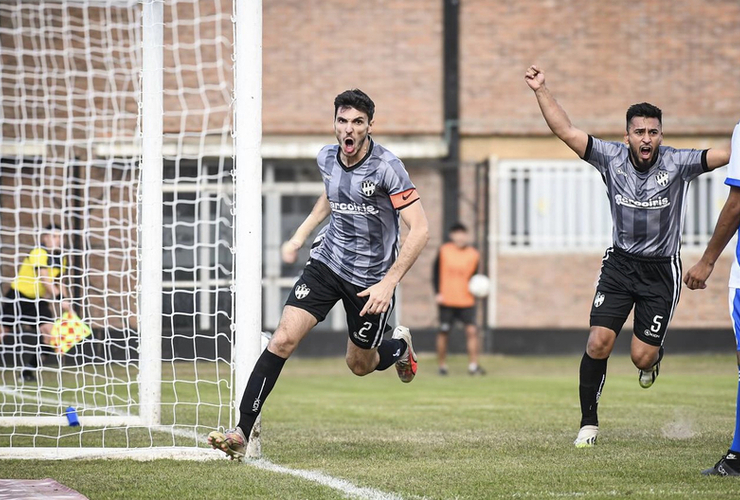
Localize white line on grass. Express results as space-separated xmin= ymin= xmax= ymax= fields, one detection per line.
xmin=249 ymin=459 xmax=407 ymax=500
xmin=0 ymin=385 xmax=407 ymax=500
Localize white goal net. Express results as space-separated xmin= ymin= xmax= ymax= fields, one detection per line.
xmin=0 ymin=0 xmax=257 ymax=459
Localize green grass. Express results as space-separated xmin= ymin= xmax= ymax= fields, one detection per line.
xmin=1 ymin=353 xmax=739 ymax=499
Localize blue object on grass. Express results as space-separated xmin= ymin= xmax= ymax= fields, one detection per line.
xmin=65 ymin=406 xmax=80 ymax=427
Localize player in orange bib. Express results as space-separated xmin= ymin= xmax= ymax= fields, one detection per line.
xmin=433 ymin=223 xmax=485 ymax=375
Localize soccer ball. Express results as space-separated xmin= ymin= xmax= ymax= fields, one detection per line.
xmin=468 ymin=274 xmax=490 ymax=298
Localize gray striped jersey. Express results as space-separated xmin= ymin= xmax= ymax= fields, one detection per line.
xmin=310 ymin=140 xmax=419 ymax=288
xmin=584 ymin=136 xmax=708 ymax=257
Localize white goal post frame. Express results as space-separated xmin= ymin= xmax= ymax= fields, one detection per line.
xmin=234 ymin=0 xmax=264 ymax=459
xmin=0 ymin=0 xmax=264 ymax=460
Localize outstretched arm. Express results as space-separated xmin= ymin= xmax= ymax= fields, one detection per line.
xmin=358 ymin=200 xmax=430 ymax=316
xmin=525 ymin=65 xmax=589 ymax=158
xmin=684 ymin=186 xmax=740 ymax=290
xmin=281 ymin=192 xmax=331 ymax=264
xmin=706 ymin=146 xmax=732 ymax=171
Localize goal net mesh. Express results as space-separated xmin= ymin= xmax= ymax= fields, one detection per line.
xmin=0 ymin=0 xmax=237 ymax=455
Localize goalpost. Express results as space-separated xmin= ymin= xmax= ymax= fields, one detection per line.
xmin=0 ymin=0 xmax=262 ymax=459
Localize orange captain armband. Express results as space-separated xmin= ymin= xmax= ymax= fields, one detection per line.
xmin=390 ymin=188 xmax=419 ymax=210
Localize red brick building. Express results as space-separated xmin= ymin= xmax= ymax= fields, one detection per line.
xmin=2 ymin=1 xmax=740 ymax=343
xmin=262 ymin=0 xmax=740 ymax=334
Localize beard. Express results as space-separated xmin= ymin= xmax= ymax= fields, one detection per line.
xmin=629 ymin=145 xmax=658 ymax=171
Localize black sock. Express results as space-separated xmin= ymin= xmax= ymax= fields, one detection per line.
xmin=654 ymin=346 xmax=664 ymax=367
xmin=375 ymin=337 xmax=407 ymax=371
xmin=579 ymin=352 xmax=608 ymax=427
xmin=237 ymin=349 xmax=286 ymax=437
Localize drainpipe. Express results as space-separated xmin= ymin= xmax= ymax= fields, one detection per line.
xmin=442 ymin=0 xmax=460 ymax=233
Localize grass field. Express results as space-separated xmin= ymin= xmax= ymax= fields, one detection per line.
xmin=1 ymin=353 xmax=739 ymax=499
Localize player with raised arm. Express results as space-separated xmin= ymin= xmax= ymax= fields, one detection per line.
xmin=684 ymin=122 xmax=740 ymax=476
xmin=208 ymin=89 xmax=429 ymax=460
xmin=525 ymin=65 xmax=731 ymax=448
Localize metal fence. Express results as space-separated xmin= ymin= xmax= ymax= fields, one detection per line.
xmin=494 ymin=159 xmax=729 ymax=253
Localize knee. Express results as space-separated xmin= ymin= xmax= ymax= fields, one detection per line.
xmin=631 ymin=350 xmax=657 ymax=370
xmin=586 ymin=330 xmax=614 ymax=359
xmin=346 ymin=357 xmax=373 ymax=376
xmin=268 ymin=330 xmax=296 ymax=359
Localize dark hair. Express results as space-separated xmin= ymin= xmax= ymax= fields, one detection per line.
xmin=45 ymin=223 xmax=62 ymax=232
xmin=626 ymin=102 xmax=662 ymax=132
xmin=449 ymin=222 xmax=468 ymax=233
xmin=334 ymin=89 xmax=375 ymax=122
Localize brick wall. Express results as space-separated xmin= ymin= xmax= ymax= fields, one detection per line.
xmin=0 ymin=3 xmax=140 ymax=157
xmin=3 ymin=1 xmax=740 ymax=335
xmin=162 ymin=1 xmax=233 ymax=135
xmin=6 ymin=1 xmax=740 ymax=139
xmin=460 ymin=0 xmax=740 ymax=136
xmin=263 ymin=0 xmax=443 ymax=136
xmin=494 ymin=252 xmax=733 ymax=330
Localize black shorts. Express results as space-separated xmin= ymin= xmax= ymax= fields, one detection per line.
xmin=1 ymin=288 xmax=55 ymax=330
xmin=285 ymin=260 xmax=394 ymax=350
xmin=590 ymin=247 xmax=681 ymax=347
xmin=438 ymin=305 xmax=476 ymax=332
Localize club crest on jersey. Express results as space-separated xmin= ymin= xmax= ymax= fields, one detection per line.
xmin=361 ymin=180 xmax=376 ymax=197
xmin=593 ymin=292 xmax=605 ymax=308
xmin=655 ymin=171 xmax=669 ymax=187
xmin=294 ymin=283 xmax=310 ymax=300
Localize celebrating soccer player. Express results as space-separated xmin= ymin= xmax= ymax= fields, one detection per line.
xmin=208 ymin=89 xmax=429 ymax=460
xmin=684 ymin=122 xmax=740 ymax=476
xmin=525 ymin=65 xmax=731 ymax=448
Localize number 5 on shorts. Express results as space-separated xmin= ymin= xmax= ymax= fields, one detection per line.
xmin=650 ymin=315 xmax=664 ymax=333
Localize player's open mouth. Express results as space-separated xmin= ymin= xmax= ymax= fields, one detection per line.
xmin=344 ymin=137 xmax=355 ymax=154
xmin=640 ymin=146 xmax=652 ymax=158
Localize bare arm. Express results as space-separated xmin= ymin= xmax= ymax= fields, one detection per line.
xmin=358 ymin=200 xmax=430 ymax=316
xmin=684 ymin=186 xmax=740 ymax=290
xmin=706 ymin=147 xmax=731 ymax=171
xmin=38 ymin=267 xmax=74 ymax=313
xmin=384 ymin=201 xmax=430 ymax=285
xmin=281 ymin=192 xmax=331 ymax=263
xmin=524 ymin=65 xmax=589 ymax=158
xmin=38 ymin=267 xmax=61 ymax=300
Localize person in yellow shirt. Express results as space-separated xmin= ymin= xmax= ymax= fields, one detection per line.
xmin=1 ymin=224 xmax=72 ymax=382
xmin=433 ymin=223 xmax=485 ymax=375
